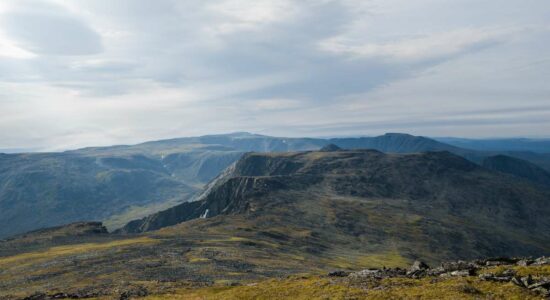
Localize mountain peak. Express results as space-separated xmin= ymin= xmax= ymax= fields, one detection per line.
xmin=320 ymin=144 xmax=342 ymax=152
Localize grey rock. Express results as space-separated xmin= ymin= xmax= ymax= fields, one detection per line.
xmin=501 ymin=269 xmax=517 ymax=277
xmin=521 ymin=275 xmax=533 ymax=288
xmin=479 ymin=273 xmax=513 ymax=282
xmin=534 ymin=257 xmax=550 ymax=266
xmin=350 ymin=269 xmax=383 ymax=279
xmin=511 ymin=277 xmax=524 ymax=287
xmin=427 ymin=267 xmax=446 ymax=276
xmin=450 ymin=270 xmax=474 ymax=277
xmin=527 ymin=280 xmax=550 ymax=290
xmin=531 ymin=287 xmax=550 ymax=297
xmin=349 ymin=267 xmax=406 ymax=279
xmin=409 ymin=260 xmax=430 ymax=272
xmin=406 ymin=260 xmax=430 ymax=278
xmin=483 ymin=257 xmax=520 ymax=266
xmin=440 ymin=260 xmax=480 ymax=272
xmin=516 ymin=259 xmax=534 ymax=266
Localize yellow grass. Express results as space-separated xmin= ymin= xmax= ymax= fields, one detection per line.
xmin=0 ymin=237 xmax=158 ymax=267
xmin=144 ymin=275 xmax=541 ymax=300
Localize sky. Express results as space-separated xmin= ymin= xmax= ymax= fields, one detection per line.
xmin=0 ymin=0 xmax=549 ymax=151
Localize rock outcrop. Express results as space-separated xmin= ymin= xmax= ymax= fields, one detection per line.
xmin=343 ymin=257 xmax=550 ymax=297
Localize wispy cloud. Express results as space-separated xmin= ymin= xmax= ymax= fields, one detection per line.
xmin=319 ymin=26 xmax=517 ymax=62
xmin=0 ymin=0 xmax=549 ymax=150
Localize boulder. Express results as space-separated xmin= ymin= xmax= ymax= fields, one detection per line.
xmin=527 ymin=279 xmax=550 ymax=290
xmin=516 ymin=259 xmax=534 ymax=266
xmin=427 ymin=267 xmax=446 ymax=277
xmin=483 ymin=257 xmax=519 ymax=266
xmin=407 ymin=260 xmax=430 ymax=278
xmin=450 ymin=270 xmax=474 ymax=277
xmin=534 ymin=256 xmax=550 ymax=266
xmin=511 ymin=277 xmax=523 ymax=287
xmin=478 ymin=269 xmax=517 ymax=282
xmin=521 ymin=275 xmax=533 ymax=288
xmin=440 ymin=260 xmax=480 ymax=272
xmin=349 ymin=267 xmax=406 ymax=279
xmin=350 ymin=269 xmax=383 ymax=279
xmin=409 ymin=260 xmax=430 ymax=272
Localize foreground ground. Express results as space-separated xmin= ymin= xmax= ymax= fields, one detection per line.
xmin=1 ymin=223 xmax=548 ymax=300
xmin=10 ymin=264 xmax=550 ymax=299
xmin=144 ymin=270 xmax=549 ymax=300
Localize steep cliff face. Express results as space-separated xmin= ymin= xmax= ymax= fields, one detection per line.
xmin=120 ymin=149 xmax=550 ymax=262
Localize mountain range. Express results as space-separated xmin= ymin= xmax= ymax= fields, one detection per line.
xmin=1 ymin=132 xmax=549 ymax=238
xmin=1 ymin=146 xmax=549 ymax=298
xmin=119 ymin=148 xmax=550 ymax=262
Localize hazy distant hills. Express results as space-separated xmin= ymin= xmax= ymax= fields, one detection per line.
xmin=121 ymin=149 xmax=550 ymax=262
xmin=0 ymin=133 xmax=326 ymax=238
xmin=1 ymin=132 xmax=549 ymax=238
xmin=437 ymin=137 xmax=550 ymax=153
xmin=0 ymin=152 xmax=198 ymax=238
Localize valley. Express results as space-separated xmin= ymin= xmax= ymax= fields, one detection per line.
xmin=2 ymin=133 xmax=550 ymax=239
xmin=0 ymin=145 xmax=549 ymax=299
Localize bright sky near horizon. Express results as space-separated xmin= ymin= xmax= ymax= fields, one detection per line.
xmin=0 ymin=0 xmax=549 ymax=151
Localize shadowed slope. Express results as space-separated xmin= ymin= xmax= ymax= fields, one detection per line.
xmin=121 ymin=149 xmax=550 ymax=263
xmin=482 ymin=154 xmax=550 ymax=187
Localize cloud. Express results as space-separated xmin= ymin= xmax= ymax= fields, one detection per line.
xmin=0 ymin=0 xmax=549 ymax=150
xmin=0 ymin=1 xmax=102 ymax=56
xmin=318 ymin=27 xmax=516 ymax=62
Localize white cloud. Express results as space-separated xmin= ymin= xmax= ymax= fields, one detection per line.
xmin=0 ymin=0 xmax=549 ymax=150
xmin=252 ymin=98 xmax=304 ymax=111
xmin=319 ymin=27 xmax=517 ymax=62
xmin=206 ymin=0 xmax=298 ymax=34
xmin=0 ymin=1 xmax=102 ymax=56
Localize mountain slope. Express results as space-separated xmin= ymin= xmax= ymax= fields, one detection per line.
xmin=329 ymin=133 xmax=462 ymax=153
xmin=2 ymin=132 xmax=550 ymax=238
xmin=482 ymin=155 xmax=550 ymax=187
xmin=2 ymin=149 xmax=550 ymax=298
xmin=0 ymin=133 xmax=324 ymax=238
xmin=0 ymin=152 xmax=198 ymax=238
xmin=120 ymin=149 xmax=550 ymax=263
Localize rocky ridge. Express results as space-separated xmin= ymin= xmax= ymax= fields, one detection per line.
xmin=330 ymin=256 xmax=550 ymax=297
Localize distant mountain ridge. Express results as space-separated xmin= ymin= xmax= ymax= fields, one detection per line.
xmin=119 ymin=149 xmax=550 ymax=262
xmin=436 ymin=137 xmax=550 ymax=153
xmin=330 ymin=133 xmax=461 ymax=153
xmin=1 ymin=132 xmax=550 ymax=238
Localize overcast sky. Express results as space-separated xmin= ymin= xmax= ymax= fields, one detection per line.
xmin=1 ymin=0 xmax=549 ymax=151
